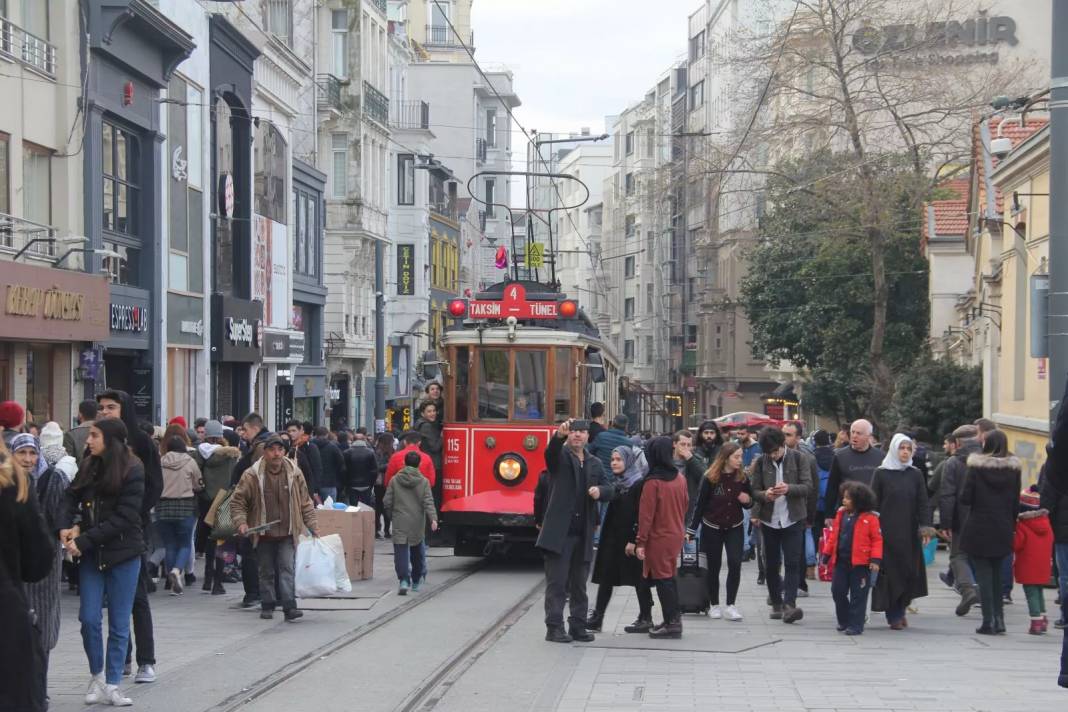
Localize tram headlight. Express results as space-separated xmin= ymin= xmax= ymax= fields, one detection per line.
xmin=498 ymin=457 xmax=522 ymax=480
xmin=493 ymin=452 xmax=528 ymax=486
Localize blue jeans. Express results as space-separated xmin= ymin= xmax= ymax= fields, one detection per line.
xmin=1056 ymin=543 xmax=1068 ymax=612
xmin=393 ymin=542 xmax=426 ymax=583
xmin=79 ymin=556 xmax=141 ymax=684
xmin=157 ymin=515 xmax=197 ymax=572
xmin=1002 ymin=552 xmax=1014 ymax=597
xmin=804 ymin=526 xmax=817 ymax=566
xmin=832 ymin=563 xmax=872 ymax=632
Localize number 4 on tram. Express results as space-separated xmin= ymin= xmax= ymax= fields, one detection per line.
xmin=430 ymin=281 xmax=619 ymax=557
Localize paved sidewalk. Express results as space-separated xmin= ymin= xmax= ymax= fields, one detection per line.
xmin=47 ymin=541 xmax=468 ymax=712
xmin=438 ymin=550 xmax=1067 ymax=712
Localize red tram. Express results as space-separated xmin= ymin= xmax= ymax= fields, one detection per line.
xmin=432 ymin=280 xmax=619 ymax=556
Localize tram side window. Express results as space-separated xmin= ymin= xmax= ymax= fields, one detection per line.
xmin=554 ymin=348 xmax=572 ymax=421
xmin=478 ymin=350 xmax=510 ymax=419
xmin=514 ymin=351 xmax=546 ymax=420
xmin=453 ymin=346 xmax=469 ymax=422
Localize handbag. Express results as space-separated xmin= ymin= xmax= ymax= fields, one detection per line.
xmin=817 ymin=526 xmax=834 ymax=582
xmin=209 ymin=488 xmax=238 ymax=539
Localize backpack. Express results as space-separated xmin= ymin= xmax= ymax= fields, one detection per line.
xmin=817 ymin=465 xmax=831 ymax=512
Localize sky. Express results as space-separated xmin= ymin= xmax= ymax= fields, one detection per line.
xmin=471 ymin=0 xmax=696 ymax=153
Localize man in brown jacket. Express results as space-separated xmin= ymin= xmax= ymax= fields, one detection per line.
xmin=231 ymin=434 xmax=319 ymax=621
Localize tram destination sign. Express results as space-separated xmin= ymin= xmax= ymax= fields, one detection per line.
xmin=455 ymin=284 xmax=578 ymax=321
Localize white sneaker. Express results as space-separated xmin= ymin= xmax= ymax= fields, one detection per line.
xmin=134 ymin=664 xmax=156 ymax=683
xmin=708 ymin=605 xmax=723 ymax=619
xmin=169 ymin=569 xmax=183 ymax=595
xmin=103 ymin=684 xmax=132 ymax=706
xmin=724 ymin=605 xmax=744 ymax=621
xmin=85 ymin=674 xmax=106 ymax=704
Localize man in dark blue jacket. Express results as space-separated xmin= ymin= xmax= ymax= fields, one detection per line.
xmin=589 ymin=414 xmax=632 ymax=484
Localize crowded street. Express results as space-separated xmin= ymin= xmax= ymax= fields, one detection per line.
xmin=5 ymin=0 xmax=1068 ymax=710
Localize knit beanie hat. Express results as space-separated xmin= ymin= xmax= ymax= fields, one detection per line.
xmin=40 ymin=422 xmax=64 ymax=449
xmin=0 ymin=401 xmax=24 ymax=430
xmin=169 ymin=415 xmax=188 ymax=429
xmin=204 ymin=419 xmax=224 ymax=439
xmin=1019 ymin=488 xmax=1041 ymax=511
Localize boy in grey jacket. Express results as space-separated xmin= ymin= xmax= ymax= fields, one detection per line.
xmin=384 ymin=451 xmax=438 ymax=595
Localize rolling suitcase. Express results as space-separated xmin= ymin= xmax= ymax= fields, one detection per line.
xmin=676 ymin=550 xmax=711 ymax=614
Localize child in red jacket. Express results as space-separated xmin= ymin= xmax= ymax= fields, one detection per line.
xmin=1014 ymin=489 xmax=1054 ymax=634
xmin=821 ymin=482 xmax=883 ymax=635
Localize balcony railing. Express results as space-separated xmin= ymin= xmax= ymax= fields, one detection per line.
xmin=0 ymin=212 xmax=58 ymax=260
xmin=390 ymin=100 xmax=430 ymax=130
xmin=0 ymin=17 xmax=57 ymax=78
xmin=316 ymin=73 xmax=344 ymax=113
xmin=424 ymin=24 xmax=473 ymax=48
xmin=362 ymin=81 xmax=389 ymax=126
xmin=370 ymin=0 xmax=387 ymax=14
xmin=476 ymin=138 xmax=487 ymax=163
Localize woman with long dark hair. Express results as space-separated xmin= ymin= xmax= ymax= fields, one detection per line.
xmin=374 ymin=432 xmax=395 ymax=538
xmin=960 ymin=429 xmax=1021 ymax=634
xmin=59 ymin=418 xmax=146 ymax=706
xmin=687 ymin=441 xmax=752 ymax=621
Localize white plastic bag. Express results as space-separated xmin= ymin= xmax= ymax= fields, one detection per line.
xmin=295 ymin=536 xmax=339 ymax=598
xmin=319 ymin=533 xmax=351 ymax=593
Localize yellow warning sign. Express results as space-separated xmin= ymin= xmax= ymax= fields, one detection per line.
xmin=526 ymin=242 xmax=544 ymax=268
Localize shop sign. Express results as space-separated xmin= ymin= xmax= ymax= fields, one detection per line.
xmin=262 ymin=331 xmax=290 ymax=361
xmin=211 ymin=294 xmax=263 ymax=363
xmin=397 ymin=243 xmax=415 ymax=296
xmin=0 ymin=261 xmax=109 ymax=342
xmin=853 ymin=14 xmax=1019 ymax=69
xmin=180 ymin=320 xmax=204 ymax=336
xmin=110 ymin=303 xmax=149 ymax=333
xmin=289 ymin=331 xmax=306 ymax=362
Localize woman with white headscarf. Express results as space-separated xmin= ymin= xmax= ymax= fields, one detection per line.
xmin=10 ymin=432 xmax=68 ymax=705
xmin=871 ymin=433 xmax=934 ymax=629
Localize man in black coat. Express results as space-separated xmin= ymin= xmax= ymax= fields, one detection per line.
xmin=232 ymin=413 xmax=271 ymax=607
xmin=95 ymin=389 xmax=161 ymax=683
xmin=285 ymin=420 xmax=321 ymax=502
xmin=824 ymin=419 xmax=884 ymax=513
xmin=536 ymin=419 xmax=613 ymax=644
xmin=938 ymin=423 xmax=982 ymax=616
xmin=343 ymin=433 xmax=379 ymax=507
xmin=1044 ymin=375 xmax=1068 ymax=688
xmin=312 ymin=426 xmax=345 ymax=502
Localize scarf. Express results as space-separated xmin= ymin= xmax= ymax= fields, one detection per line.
xmin=613 ymin=445 xmax=647 ymax=488
xmin=644 ymin=436 xmax=678 ymax=481
xmin=880 ymin=433 xmax=914 ymax=471
xmin=10 ymin=432 xmax=47 ymax=479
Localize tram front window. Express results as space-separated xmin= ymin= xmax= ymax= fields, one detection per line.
xmin=478 ymin=350 xmax=510 ymax=419
xmin=514 ymin=351 xmax=546 ymax=419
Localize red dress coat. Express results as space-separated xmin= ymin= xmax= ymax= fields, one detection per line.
xmin=1013 ymin=510 xmax=1054 ymax=585
xmin=636 ymin=475 xmax=689 ymax=580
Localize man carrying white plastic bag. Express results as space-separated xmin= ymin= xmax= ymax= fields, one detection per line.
xmin=295 ymin=534 xmax=351 ymax=597
xmin=231 ymin=433 xmax=320 ymax=621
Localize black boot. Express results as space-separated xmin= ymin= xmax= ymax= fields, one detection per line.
xmin=586 ymin=610 xmax=604 ymax=632
xmin=976 ymin=620 xmax=996 ymax=634
xmin=624 ymin=618 xmax=653 ymax=634
xmin=994 ymin=614 xmax=1006 ymax=634
xmin=569 ymin=625 xmax=595 ymax=642
xmin=545 ymin=625 xmax=572 ymax=643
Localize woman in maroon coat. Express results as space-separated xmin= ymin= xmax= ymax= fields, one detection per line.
xmin=636 ymin=436 xmax=690 ymax=639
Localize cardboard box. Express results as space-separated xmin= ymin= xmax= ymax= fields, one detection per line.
xmin=314 ymin=508 xmax=377 ymax=580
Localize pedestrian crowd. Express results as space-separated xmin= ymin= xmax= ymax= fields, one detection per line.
xmin=0 ymin=381 xmax=447 ymax=710
xmin=533 ymin=401 xmax=1068 ymax=691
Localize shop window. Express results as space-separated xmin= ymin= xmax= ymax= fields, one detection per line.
xmin=397 ymin=153 xmax=415 ymax=205
xmin=293 ymin=187 xmax=318 ymax=278
xmin=514 ymin=351 xmax=546 ymax=420
xmin=0 ymin=133 xmax=8 ymax=215
xmin=22 ymin=141 xmax=51 ymax=226
xmin=167 ymin=348 xmax=195 ymax=424
xmin=478 ymin=349 xmax=509 ymax=419
xmin=26 ymin=344 xmax=57 ymax=423
xmin=453 ymin=346 xmax=469 ymax=422
xmin=553 ymin=348 xmax=572 ymax=421
xmin=187 ymin=84 xmax=203 ymax=189
xmin=102 ymin=122 xmax=140 ymax=236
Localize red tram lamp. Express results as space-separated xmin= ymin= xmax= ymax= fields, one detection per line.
xmin=559 ymin=300 xmax=578 ymax=318
xmin=448 ymin=299 xmax=468 ymax=318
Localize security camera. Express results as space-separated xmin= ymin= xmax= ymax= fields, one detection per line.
xmin=990 ymin=136 xmax=1012 ymax=159
xmin=506 ymin=316 xmax=518 ymax=326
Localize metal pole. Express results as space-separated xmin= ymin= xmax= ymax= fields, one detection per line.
xmin=374 ymin=240 xmax=387 ymax=432
xmin=1051 ymin=0 xmax=1068 ymax=424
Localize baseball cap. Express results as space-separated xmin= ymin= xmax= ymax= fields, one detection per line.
xmin=264 ymin=433 xmax=287 ymax=449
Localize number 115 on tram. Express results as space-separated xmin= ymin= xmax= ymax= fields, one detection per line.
xmin=431 ymin=281 xmax=619 ymax=557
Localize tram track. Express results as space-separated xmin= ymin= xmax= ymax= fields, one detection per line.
xmin=206 ymin=560 xmax=489 ymax=712
xmin=393 ymin=577 xmax=545 ymax=712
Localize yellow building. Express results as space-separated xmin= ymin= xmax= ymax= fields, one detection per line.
xmin=934 ymin=117 xmax=1051 ymax=484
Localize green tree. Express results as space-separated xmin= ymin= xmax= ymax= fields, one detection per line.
xmin=888 ymin=355 xmax=982 ymax=439
xmin=739 ymin=150 xmax=930 ymax=429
